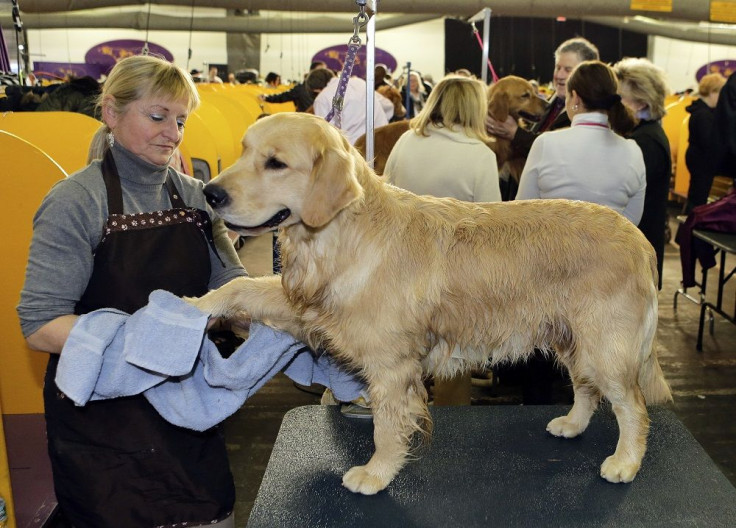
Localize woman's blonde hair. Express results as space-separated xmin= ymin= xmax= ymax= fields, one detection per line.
xmin=612 ymin=57 xmax=671 ymax=120
xmin=698 ymin=73 xmax=726 ymax=97
xmin=89 ymin=54 xmax=200 ymax=161
xmin=410 ymin=74 xmax=490 ymax=142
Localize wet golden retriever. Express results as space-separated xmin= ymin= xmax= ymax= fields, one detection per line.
xmin=189 ymin=113 xmax=672 ymax=495
xmin=355 ymin=75 xmax=547 ymax=176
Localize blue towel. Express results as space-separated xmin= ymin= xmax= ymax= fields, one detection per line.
xmin=56 ymin=289 xmax=365 ymax=431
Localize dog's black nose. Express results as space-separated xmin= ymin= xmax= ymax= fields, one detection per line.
xmin=203 ymin=183 xmax=230 ymax=209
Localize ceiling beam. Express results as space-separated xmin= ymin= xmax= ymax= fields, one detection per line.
xmin=17 ymin=0 xmax=712 ymax=22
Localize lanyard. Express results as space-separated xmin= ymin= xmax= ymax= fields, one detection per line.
xmin=573 ymin=121 xmax=610 ymax=129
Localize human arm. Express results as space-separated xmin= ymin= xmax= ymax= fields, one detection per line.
xmin=17 ymin=174 xmax=103 ymax=352
xmin=26 ymin=315 xmax=79 ymax=354
xmin=688 ymin=111 xmax=714 ymax=152
xmin=474 ymin=149 xmax=502 ymax=203
xmin=261 ymin=85 xmax=299 ymax=104
xmin=514 ymin=136 xmax=545 ymax=199
xmin=621 ymin=145 xmax=647 ymax=225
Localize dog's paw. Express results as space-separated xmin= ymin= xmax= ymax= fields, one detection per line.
xmin=600 ymin=455 xmax=640 ymax=483
xmin=342 ymin=465 xmax=388 ymax=495
xmin=546 ymin=415 xmax=584 ymax=438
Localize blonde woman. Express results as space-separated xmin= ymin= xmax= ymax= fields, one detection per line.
xmin=683 ymin=72 xmax=727 ymax=213
xmin=613 ymin=57 xmax=671 ymax=289
xmin=401 ymin=70 xmax=429 ymax=118
xmin=385 ymin=74 xmax=500 ymax=404
xmin=18 ymin=55 xmax=245 ymax=527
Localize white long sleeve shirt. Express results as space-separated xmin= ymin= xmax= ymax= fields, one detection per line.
xmin=385 ymin=125 xmax=501 ymax=203
xmin=516 ymin=112 xmax=646 ymax=224
xmin=313 ymin=76 xmax=390 ymax=144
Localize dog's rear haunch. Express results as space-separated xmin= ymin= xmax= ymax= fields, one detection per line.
xmin=189 ymin=113 xmax=672 ymax=495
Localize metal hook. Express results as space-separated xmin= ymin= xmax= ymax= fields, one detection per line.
xmin=352 ymin=12 xmax=370 ymax=43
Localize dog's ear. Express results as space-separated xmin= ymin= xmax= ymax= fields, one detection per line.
xmin=488 ymin=85 xmax=509 ymax=122
xmin=301 ymin=134 xmax=364 ymax=228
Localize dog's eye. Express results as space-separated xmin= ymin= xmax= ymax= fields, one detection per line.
xmin=265 ymin=157 xmax=287 ymax=170
xmin=521 ymin=92 xmax=531 ymax=98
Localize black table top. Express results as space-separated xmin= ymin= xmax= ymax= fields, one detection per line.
xmin=247 ymin=405 xmax=736 ymax=527
xmin=692 ymin=229 xmax=736 ymax=253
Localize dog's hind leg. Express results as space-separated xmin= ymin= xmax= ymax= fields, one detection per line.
xmin=599 ymin=383 xmax=649 ymax=483
xmin=546 ymin=379 xmax=600 ymax=438
xmin=342 ymin=359 xmax=429 ymax=495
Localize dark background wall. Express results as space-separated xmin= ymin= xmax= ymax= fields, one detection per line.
xmin=444 ymin=17 xmax=648 ymax=83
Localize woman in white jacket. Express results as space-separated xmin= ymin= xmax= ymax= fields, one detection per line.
xmin=516 ymin=60 xmax=646 ymax=224
xmin=385 ymin=74 xmax=501 ymax=405
xmin=385 ymin=74 xmax=500 ymax=204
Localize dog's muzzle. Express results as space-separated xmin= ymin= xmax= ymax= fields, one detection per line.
xmin=518 ymin=110 xmax=542 ymax=122
xmin=204 ymin=183 xmax=230 ymax=209
xmin=224 ymin=208 xmax=291 ymax=232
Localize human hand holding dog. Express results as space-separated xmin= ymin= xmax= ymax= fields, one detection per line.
xmin=486 ymin=113 xmax=518 ymax=140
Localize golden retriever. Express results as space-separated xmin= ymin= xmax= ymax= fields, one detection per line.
xmin=354 ymin=75 xmax=547 ymax=176
xmin=189 ymin=113 xmax=672 ymax=495
xmin=377 ymin=84 xmax=406 ymax=121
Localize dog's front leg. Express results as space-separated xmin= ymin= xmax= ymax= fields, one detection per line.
xmin=342 ymin=359 xmax=430 ymax=495
xmin=186 ymin=276 xmax=306 ymax=340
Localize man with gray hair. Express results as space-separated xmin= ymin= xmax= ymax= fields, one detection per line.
xmin=487 ymin=36 xmax=599 ymax=161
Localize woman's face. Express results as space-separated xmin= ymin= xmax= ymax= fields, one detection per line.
xmin=619 ymin=82 xmax=647 ymax=114
xmin=410 ymin=75 xmax=420 ymax=93
xmin=106 ymin=94 xmax=189 ymax=166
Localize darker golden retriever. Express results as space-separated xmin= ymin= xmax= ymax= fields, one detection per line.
xmin=189 ymin=113 xmax=671 ymax=495
xmin=355 ymin=75 xmax=547 ymax=176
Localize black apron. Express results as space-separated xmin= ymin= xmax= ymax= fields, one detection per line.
xmin=44 ymin=151 xmax=234 ymax=528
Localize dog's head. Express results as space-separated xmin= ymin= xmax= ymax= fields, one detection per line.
xmin=377 ymin=84 xmax=406 ymax=120
xmin=203 ymin=113 xmax=364 ymax=235
xmin=487 ymin=75 xmax=548 ymax=124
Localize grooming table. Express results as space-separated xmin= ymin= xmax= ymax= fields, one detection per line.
xmin=247 ymin=405 xmax=736 ymax=527
xmin=692 ymin=229 xmax=736 ymax=351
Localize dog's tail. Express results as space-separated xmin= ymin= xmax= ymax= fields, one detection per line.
xmin=638 ymin=291 xmax=673 ymax=405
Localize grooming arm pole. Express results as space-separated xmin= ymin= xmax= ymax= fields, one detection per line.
xmin=469 ymin=7 xmax=492 ymax=84
xmin=365 ymin=0 xmax=377 ymax=166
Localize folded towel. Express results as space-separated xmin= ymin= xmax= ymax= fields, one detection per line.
xmin=57 ymin=289 xmax=365 ymax=430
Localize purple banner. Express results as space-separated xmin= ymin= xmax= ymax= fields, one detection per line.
xmin=695 ymin=60 xmax=735 ymax=82
xmin=32 ymin=61 xmax=106 ymax=80
xmin=85 ymin=39 xmax=174 ymax=72
xmin=312 ymin=45 xmax=397 ymax=79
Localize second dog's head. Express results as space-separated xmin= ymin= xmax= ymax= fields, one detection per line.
xmin=487 ymin=75 xmax=548 ymax=124
xmin=203 ymin=113 xmax=364 ymax=235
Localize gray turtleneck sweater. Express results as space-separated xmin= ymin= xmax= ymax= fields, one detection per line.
xmin=17 ymin=144 xmax=246 ymax=337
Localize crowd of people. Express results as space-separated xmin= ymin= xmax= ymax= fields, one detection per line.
xmin=12 ymin=33 xmax=736 ymax=525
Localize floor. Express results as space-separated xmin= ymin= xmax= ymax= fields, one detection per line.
xmin=225 ymin=210 xmax=736 ymax=524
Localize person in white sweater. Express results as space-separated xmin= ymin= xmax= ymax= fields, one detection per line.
xmin=308 ymin=68 xmax=391 ymax=144
xmin=516 ymin=60 xmax=646 ymax=225
xmin=385 ymin=74 xmax=501 ymax=404
xmin=385 ymin=74 xmax=500 ymax=204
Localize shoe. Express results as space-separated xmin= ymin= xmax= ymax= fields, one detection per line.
xmin=340 ymin=395 xmax=373 ymax=419
xmin=322 ymin=388 xmax=373 ymax=418
xmin=471 ymin=369 xmax=494 ymax=387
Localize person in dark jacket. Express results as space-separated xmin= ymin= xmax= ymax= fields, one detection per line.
xmin=258 ymin=61 xmax=325 ymax=112
xmin=486 ymin=37 xmax=599 ymax=160
xmin=486 ymin=37 xmax=599 ymax=201
xmin=614 ymin=57 xmax=672 ymax=290
xmin=35 ymin=75 xmax=101 ymax=118
xmin=709 ymin=71 xmax=736 ymax=185
xmin=684 ymin=73 xmax=728 ymax=213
